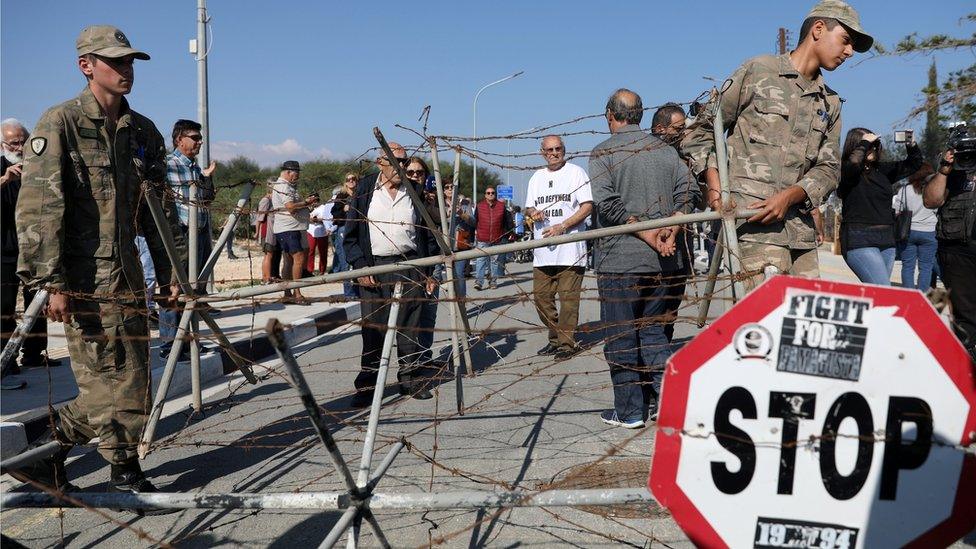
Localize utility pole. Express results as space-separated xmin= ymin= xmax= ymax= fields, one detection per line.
xmin=196 ymin=0 xmax=211 ymax=167
xmin=778 ymin=27 xmax=788 ymax=55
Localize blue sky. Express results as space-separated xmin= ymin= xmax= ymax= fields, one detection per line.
xmin=2 ymin=1 xmax=973 ymax=201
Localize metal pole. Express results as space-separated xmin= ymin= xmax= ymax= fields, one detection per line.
xmin=712 ymin=90 xmax=745 ymax=302
xmin=188 ymin=180 xmax=202 ymax=412
xmin=0 ymin=441 xmax=61 ymax=473
xmin=139 ymin=303 xmax=196 ymax=459
xmin=430 ymin=139 xmax=466 ymax=413
xmin=358 ymin=283 xmax=401 ymax=487
xmin=472 ymin=71 xmax=524 ymax=203
xmin=366 ymin=439 xmax=406 ymax=489
xmin=321 ymin=507 xmax=359 ymax=549
xmin=0 ymin=288 xmax=48 ymax=376
xmin=347 ymin=282 xmax=401 ymax=549
xmin=197 ymin=0 xmax=210 ymax=168
xmin=450 ymin=147 xmax=476 ymax=377
xmin=2 ymin=487 xmax=656 ymax=511
xmin=266 ymin=319 xmax=359 ymax=495
xmin=199 ymin=181 xmax=256 ymax=277
xmin=695 ymin=225 xmax=725 ymax=328
xmin=197 ymin=209 xmax=760 ymax=304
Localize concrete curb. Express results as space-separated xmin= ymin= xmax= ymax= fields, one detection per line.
xmin=2 ymin=301 xmax=360 ymax=459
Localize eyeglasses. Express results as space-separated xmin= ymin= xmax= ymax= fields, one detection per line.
xmin=2 ymin=140 xmax=26 ymax=147
xmin=542 ymin=146 xmax=564 ymax=153
xmin=183 ymin=133 xmax=203 ymax=142
xmin=405 ymin=170 xmax=426 ymax=177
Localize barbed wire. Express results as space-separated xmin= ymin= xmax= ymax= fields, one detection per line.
xmin=2 ymin=99 xmax=968 ymax=547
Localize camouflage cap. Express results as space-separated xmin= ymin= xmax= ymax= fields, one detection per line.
xmin=76 ymin=25 xmax=150 ymax=60
xmin=806 ymin=0 xmax=873 ymax=53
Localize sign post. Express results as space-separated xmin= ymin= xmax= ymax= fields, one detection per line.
xmin=650 ymin=276 xmax=976 ymax=548
xmin=496 ymin=184 xmax=514 ymax=202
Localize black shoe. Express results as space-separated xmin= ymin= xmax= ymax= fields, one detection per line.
xmin=397 ymin=372 xmax=433 ymax=400
xmin=350 ymin=391 xmax=374 ymax=409
xmin=554 ymin=346 xmax=582 ymax=362
xmin=227 ymin=253 xmax=239 ymax=260
xmin=473 ymin=282 xmax=483 ymax=291
xmin=538 ymin=343 xmax=559 ymax=356
xmin=109 ymin=462 xmax=178 ymax=516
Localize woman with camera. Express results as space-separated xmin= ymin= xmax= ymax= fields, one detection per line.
xmin=838 ymin=128 xmax=923 ymax=285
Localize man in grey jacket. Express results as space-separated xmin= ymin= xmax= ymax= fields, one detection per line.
xmin=588 ymin=89 xmax=701 ymax=429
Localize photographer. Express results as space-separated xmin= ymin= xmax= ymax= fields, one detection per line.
xmin=838 ymin=128 xmax=922 ymax=285
xmin=924 ymin=131 xmax=976 ymax=360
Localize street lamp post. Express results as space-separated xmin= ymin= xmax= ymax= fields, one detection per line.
xmin=472 ymin=71 xmax=523 ymax=203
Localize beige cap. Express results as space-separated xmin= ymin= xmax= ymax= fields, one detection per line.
xmin=76 ymin=25 xmax=150 ymax=60
xmin=806 ymin=0 xmax=873 ymax=53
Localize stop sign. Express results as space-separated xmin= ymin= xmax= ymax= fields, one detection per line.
xmin=650 ymin=276 xmax=976 ymax=548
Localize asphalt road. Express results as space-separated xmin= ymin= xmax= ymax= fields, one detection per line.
xmin=2 ymin=263 xmax=694 ymax=548
xmin=3 ymin=259 xmax=974 ymax=548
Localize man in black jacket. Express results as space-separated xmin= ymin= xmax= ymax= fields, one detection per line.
xmin=343 ymin=142 xmax=439 ymax=407
xmin=2 ymin=118 xmax=56 ymax=389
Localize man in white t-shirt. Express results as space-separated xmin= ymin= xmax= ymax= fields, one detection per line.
xmin=525 ymin=135 xmax=594 ymax=361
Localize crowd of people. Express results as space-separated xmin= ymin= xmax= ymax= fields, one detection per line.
xmin=2 ymin=0 xmax=975 ymax=501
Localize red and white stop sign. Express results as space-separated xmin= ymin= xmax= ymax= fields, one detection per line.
xmin=650 ymin=276 xmax=976 ymax=548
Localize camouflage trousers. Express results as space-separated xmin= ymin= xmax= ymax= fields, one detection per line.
xmin=59 ymin=298 xmax=151 ymax=465
xmin=738 ymin=241 xmax=819 ymax=293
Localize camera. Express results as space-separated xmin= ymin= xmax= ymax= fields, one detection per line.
xmin=947 ymin=125 xmax=976 ymax=171
xmin=893 ymin=129 xmax=913 ymax=144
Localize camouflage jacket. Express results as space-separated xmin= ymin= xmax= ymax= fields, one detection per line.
xmin=681 ymin=54 xmax=842 ymax=249
xmin=16 ymin=87 xmax=185 ymax=300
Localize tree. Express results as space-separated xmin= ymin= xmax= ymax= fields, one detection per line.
xmin=435 ymin=159 xmax=502 ymax=201
xmin=879 ymin=13 xmax=976 ymax=126
xmin=921 ymin=61 xmax=947 ymax=165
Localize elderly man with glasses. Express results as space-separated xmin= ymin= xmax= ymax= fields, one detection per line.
xmin=343 ymin=143 xmax=440 ymax=407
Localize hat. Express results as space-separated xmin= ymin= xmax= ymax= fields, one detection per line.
xmin=281 ymin=160 xmax=301 ymax=172
xmin=76 ymin=25 xmax=150 ymax=60
xmin=806 ymin=0 xmax=874 ymax=53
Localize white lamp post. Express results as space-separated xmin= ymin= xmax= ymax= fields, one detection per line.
xmin=472 ymin=71 xmax=524 ymax=203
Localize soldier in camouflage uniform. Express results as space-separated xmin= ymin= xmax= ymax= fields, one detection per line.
xmin=14 ymin=25 xmax=185 ymax=499
xmin=681 ymin=0 xmax=873 ymax=291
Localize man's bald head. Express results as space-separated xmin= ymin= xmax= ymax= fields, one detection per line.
xmin=605 ymin=88 xmax=643 ymax=125
xmin=377 ymin=141 xmax=409 ymax=183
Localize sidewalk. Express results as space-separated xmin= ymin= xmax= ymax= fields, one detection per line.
xmin=0 ymin=270 xmax=358 ymax=459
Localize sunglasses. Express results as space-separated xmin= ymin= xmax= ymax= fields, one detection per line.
xmin=485 ymin=191 xmax=496 ymax=195
xmin=542 ymin=146 xmax=564 ymax=153
xmin=405 ymin=169 xmax=426 ymax=177
xmin=183 ymin=134 xmax=203 ymax=142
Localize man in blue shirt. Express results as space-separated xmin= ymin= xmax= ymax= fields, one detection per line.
xmin=158 ymin=119 xmax=216 ymax=360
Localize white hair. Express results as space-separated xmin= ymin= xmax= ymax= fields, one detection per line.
xmin=1 ymin=118 xmax=27 ymax=134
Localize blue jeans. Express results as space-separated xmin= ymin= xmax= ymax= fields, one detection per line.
xmin=597 ymin=272 xmax=674 ymax=422
xmin=843 ymin=246 xmax=896 ymax=286
xmin=160 ymin=221 xmax=213 ymax=349
xmin=475 ymin=241 xmax=503 ymax=285
xmin=897 ymin=230 xmax=937 ymax=289
xmin=332 ymin=226 xmax=356 ymax=297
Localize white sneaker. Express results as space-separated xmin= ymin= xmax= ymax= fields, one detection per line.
xmin=600 ymin=410 xmax=645 ymax=429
